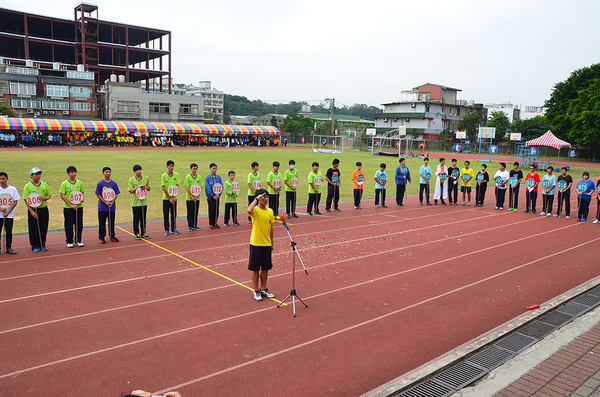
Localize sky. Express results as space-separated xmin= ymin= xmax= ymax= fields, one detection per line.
xmin=5 ymin=0 xmax=600 ymax=110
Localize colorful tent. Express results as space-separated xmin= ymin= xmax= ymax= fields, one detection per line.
xmin=524 ymin=130 xmax=572 ymax=164
xmin=0 ymin=117 xmax=279 ymax=135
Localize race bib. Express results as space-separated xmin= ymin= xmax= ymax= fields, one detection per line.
xmin=213 ymin=183 xmax=223 ymax=194
xmin=0 ymin=193 xmax=14 ymax=209
xmin=252 ymin=180 xmax=262 ymax=190
xmin=291 ymin=177 xmax=299 ymax=188
xmin=68 ymin=190 xmax=84 ymax=205
xmin=477 ymin=174 xmax=484 ymax=182
xmin=440 ymin=174 xmax=447 ymax=181
xmin=526 ymin=179 xmax=535 ymax=188
xmin=167 ymin=185 xmax=179 ymax=197
xmin=102 ymin=187 xmax=116 ymax=202
xmin=135 ymin=187 xmax=148 ymax=200
xmin=273 ymin=178 xmax=282 ymax=189
xmin=27 ymin=192 xmax=43 ymax=208
xmin=314 ymin=177 xmax=323 ymax=186
xmin=495 ymin=176 xmax=503 ymax=184
xmin=189 ymin=184 xmax=202 ymax=197
xmin=557 ymin=180 xmax=567 ymax=190
xmin=509 ymin=177 xmax=518 ymax=185
xmin=542 ymin=180 xmax=551 ymax=189
xmin=461 ymin=173 xmax=470 ymax=182
xmin=576 ymin=181 xmax=588 ymax=193
xmin=231 ymin=181 xmax=240 ymax=192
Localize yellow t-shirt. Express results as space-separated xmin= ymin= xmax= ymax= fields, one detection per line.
xmin=249 ymin=206 xmax=274 ymax=246
xmin=460 ymin=168 xmax=475 ymax=187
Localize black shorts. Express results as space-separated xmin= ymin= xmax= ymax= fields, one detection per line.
xmin=461 ymin=186 xmax=472 ymax=193
xmin=248 ymin=245 xmax=273 ymax=271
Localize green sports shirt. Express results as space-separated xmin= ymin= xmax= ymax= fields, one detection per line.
xmin=284 ymin=169 xmax=299 ymax=192
xmin=23 ymin=181 xmax=52 ymax=209
xmin=128 ymin=175 xmax=151 ymax=207
xmin=183 ymin=173 xmax=204 ymax=201
xmin=247 ymin=172 xmax=262 ymax=196
xmin=224 ymin=180 xmax=238 ymax=203
xmin=266 ymin=171 xmax=282 ymax=195
xmin=161 ymin=171 xmax=181 ymax=200
xmin=308 ymin=170 xmax=324 ymax=194
xmin=59 ymin=179 xmax=85 ymax=208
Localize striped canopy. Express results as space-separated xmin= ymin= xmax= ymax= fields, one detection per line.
xmin=0 ymin=117 xmax=280 ymax=135
xmin=524 ymin=130 xmax=571 ymax=150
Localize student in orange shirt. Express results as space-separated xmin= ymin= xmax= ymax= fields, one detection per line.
xmin=351 ymin=162 xmax=365 ymax=209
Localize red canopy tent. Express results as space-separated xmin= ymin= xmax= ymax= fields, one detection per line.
xmin=524 ymin=130 xmax=572 ymax=165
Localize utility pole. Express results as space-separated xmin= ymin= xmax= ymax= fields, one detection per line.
xmin=325 ymin=98 xmax=335 ymax=135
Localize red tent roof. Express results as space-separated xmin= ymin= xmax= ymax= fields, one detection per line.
xmin=524 ymin=130 xmax=571 ymax=150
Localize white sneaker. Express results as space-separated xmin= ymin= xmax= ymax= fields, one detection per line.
xmin=540 ymin=212 xmax=546 ymax=216
xmin=495 ymin=206 xmax=499 ymax=210
xmin=77 ymin=242 xmax=84 ymax=247
xmin=554 ymin=214 xmax=559 ymax=217
xmin=566 ymin=216 xmax=570 ymax=219
xmin=260 ymin=289 xmax=275 ymax=298
xmin=467 ymin=202 xmax=471 ymax=206
xmin=547 ymin=213 xmax=552 ymax=217
xmin=499 ymin=207 xmax=503 ymax=210
xmin=253 ymin=290 xmax=263 ymax=301
xmin=593 ymin=219 xmax=600 ymax=224
xmin=66 ymin=243 xmax=74 ymax=248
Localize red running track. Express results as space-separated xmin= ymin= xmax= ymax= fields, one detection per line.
xmin=0 ymin=191 xmax=599 ymax=397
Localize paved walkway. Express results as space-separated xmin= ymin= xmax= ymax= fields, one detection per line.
xmin=454 ymin=307 xmax=600 ymax=397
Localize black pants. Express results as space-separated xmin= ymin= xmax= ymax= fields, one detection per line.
xmin=448 ymin=181 xmax=458 ymax=204
xmin=225 ymin=203 xmax=238 ymax=224
xmin=248 ymin=196 xmax=254 ymax=222
xmin=186 ymin=200 xmax=200 ymax=228
xmin=132 ymin=206 xmax=147 ymax=235
xmin=207 ymin=197 xmax=219 ymax=226
xmin=526 ymin=190 xmax=538 ymax=213
xmin=556 ymin=191 xmax=570 ymax=216
xmin=578 ymin=198 xmax=591 ymax=220
xmin=375 ymin=188 xmax=386 ymax=206
xmin=396 ymin=183 xmax=406 ymax=205
xmin=0 ymin=218 xmax=14 ymax=249
xmin=307 ymin=193 xmax=321 ymax=214
xmin=542 ymin=194 xmax=554 ymax=214
xmin=509 ymin=184 xmax=520 ymax=209
xmin=286 ymin=191 xmax=297 ymax=215
xmin=64 ymin=207 xmax=83 ymax=244
xmin=28 ymin=206 xmax=49 ymax=249
xmin=496 ymin=188 xmax=507 ymax=208
xmin=268 ymin=194 xmax=280 ymax=217
xmin=596 ymin=198 xmax=600 ymax=221
xmin=353 ymin=189 xmax=363 ymax=207
xmin=419 ymin=183 xmax=430 ymax=204
xmin=98 ymin=210 xmax=116 ymax=240
xmin=162 ymin=199 xmax=177 ymax=231
xmin=326 ymin=184 xmax=339 ymax=210
xmin=475 ymin=184 xmax=487 ymax=205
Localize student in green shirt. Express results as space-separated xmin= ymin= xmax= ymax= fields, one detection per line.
xmin=128 ymin=164 xmax=151 ymax=240
xmin=284 ymin=159 xmax=299 ymax=218
xmin=266 ymin=161 xmax=282 ymax=217
xmin=59 ymin=166 xmax=85 ymax=247
xmin=224 ymin=170 xmax=240 ymax=226
xmin=23 ymin=167 xmax=52 ymax=252
xmin=307 ymin=162 xmax=324 ymax=215
xmin=161 ymin=160 xmax=181 ymax=235
xmin=247 ymin=161 xmax=262 ymax=224
xmin=183 ymin=163 xmax=203 ymax=232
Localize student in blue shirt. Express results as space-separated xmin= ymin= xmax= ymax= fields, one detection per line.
xmin=205 ymin=163 xmax=223 ymax=229
xmin=395 ymin=158 xmax=411 ymax=207
xmin=540 ymin=166 xmax=557 ymax=216
xmin=419 ymin=157 xmax=432 ymax=206
xmin=374 ymin=163 xmax=388 ymax=208
xmin=577 ymin=172 xmax=595 ymax=222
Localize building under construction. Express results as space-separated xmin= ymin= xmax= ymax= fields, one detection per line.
xmin=0 ymin=3 xmax=171 ymax=93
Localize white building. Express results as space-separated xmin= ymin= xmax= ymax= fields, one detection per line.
xmin=184 ymin=81 xmax=224 ymax=121
xmin=373 ymin=101 xmax=456 ymax=137
xmin=485 ymin=102 xmax=521 ymax=123
xmin=520 ymin=106 xmax=545 ymax=120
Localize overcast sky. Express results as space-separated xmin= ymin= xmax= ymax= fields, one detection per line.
xmin=5 ymin=0 xmax=600 ymax=109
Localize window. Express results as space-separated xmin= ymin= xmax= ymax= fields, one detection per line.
xmin=42 ymin=100 xmax=69 ymax=110
xmin=46 ymin=84 xmax=69 ymax=98
xmin=71 ymin=102 xmax=91 ymax=111
xmin=70 ymin=86 xmax=91 ymax=97
xmin=117 ymin=101 xmax=140 ymax=113
xmin=149 ymin=103 xmax=170 ymax=113
xmin=179 ymin=103 xmax=199 ymax=114
xmin=11 ymin=98 xmax=41 ymax=109
xmin=6 ymin=66 xmax=39 ymax=75
xmin=9 ymin=82 xmax=36 ymax=95
xmin=67 ymin=71 xmax=94 ymax=80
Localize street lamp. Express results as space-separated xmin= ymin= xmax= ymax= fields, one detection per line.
xmin=324 ymin=98 xmax=335 ymax=136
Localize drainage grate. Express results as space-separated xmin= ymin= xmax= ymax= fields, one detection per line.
xmin=573 ymin=294 xmax=600 ymax=308
xmin=587 ymin=285 xmax=600 ymax=297
xmin=539 ymin=311 xmax=573 ymax=327
xmin=434 ymin=361 xmax=487 ymax=390
xmin=395 ymin=379 xmax=454 ymax=397
xmin=466 ymin=346 xmax=515 ymax=371
xmin=494 ymin=332 xmax=538 ymax=354
xmin=556 ymin=301 xmax=590 ymax=316
xmin=518 ymin=321 xmax=557 ymax=339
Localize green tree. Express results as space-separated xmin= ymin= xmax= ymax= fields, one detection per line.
xmin=438 ymin=130 xmax=451 ymax=151
xmin=0 ymin=102 xmax=16 ymax=117
xmin=457 ymin=112 xmax=481 ymax=141
xmin=565 ymin=78 xmax=600 ymax=147
xmin=282 ymin=114 xmax=315 ymax=135
xmin=544 ymin=63 xmax=600 ymax=140
xmin=511 ymin=116 xmax=550 ymax=141
xmin=486 ymin=111 xmax=511 ymax=138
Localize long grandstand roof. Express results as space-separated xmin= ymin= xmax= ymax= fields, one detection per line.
xmin=0 ymin=117 xmax=280 ymax=135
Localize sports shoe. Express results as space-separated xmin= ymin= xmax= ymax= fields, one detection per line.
xmin=582 ymin=218 xmax=587 ymax=222
xmin=499 ymin=207 xmax=503 ymax=210
xmin=566 ymin=216 xmax=570 ymax=219
xmin=171 ymin=229 xmax=180 ymax=235
xmin=209 ymin=225 xmax=216 ymax=229
xmin=454 ymin=203 xmax=458 ymax=206
xmin=427 ymin=203 xmax=432 ymax=206
xmin=554 ymin=214 xmax=559 ymax=217
xmin=135 ymin=234 xmax=142 ymax=240
xmin=188 ymin=227 xmax=193 ymax=232
xmin=462 ymin=202 xmax=466 ymax=206
xmin=253 ymin=290 xmax=263 ymax=301
xmin=260 ymin=289 xmax=275 ymax=298
xmin=247 ymin=219 xmax=252 ymax=224
xmin=77 ymin=242 xmax=84 ymax=247
xmin=547 ymin=213 xmax=552 ymax=217
xmin=111 ymin=237 xmax=120 ymax=242
xmin=143 ymin=233 xmax=151 ymax=239
xmin=315 ymin=211 xmax=322 ymax=215
xmin=495 ymin=206 xmax=499 ymax=210
xmin=334 ymin=209 xmax=341 ymax=212
xmin=165 ymin=230 xmax=170 ymax=235
xmin=66 ymin=243 xmax=74 ymax=248
xmin=593 ymin=219 xmax=599 ymax=224
xmin=375 ymin=205 xmax=379 ymax=208
xmin=577 ymin=218 xmax=581 ymax=221
xmin=508 ymin=207 xmax=513 ymax=211
xmin=224 ymin=223 xmax=230 ymax=227
xmin=383 ymin=204 xmax=388 ymax=208
xmin=326 ymin=209 xmax=332 ymax=212
xmin=5 ymin=248 xmax=16 ymax=254
xmin=194 ymin=226 xmax=201 ymax=230
xmin=308 ymin=212 xmax=313 ymax=215
xmin=292 ymin=213 xmax=300 ymax=217
xmin=215 ymin=224 xmax=221 ymax=229
xmin=524 ymin=210 xmax=530 ymax=214
xmin=467 ymin=202 xmax=471 ymax=206
xmin=41 ymin=246 xmax=48 ymax=251
xmin=540 ymin=212 xmax=546 ymax=216
xmin=99 ymin=238 xmax=106 ymax=244
xmin=33 ymin=247 xmax=41 ymax=252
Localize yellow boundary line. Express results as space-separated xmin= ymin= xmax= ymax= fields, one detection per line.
xmin=116 ymin=226 xmax=284 ymax=305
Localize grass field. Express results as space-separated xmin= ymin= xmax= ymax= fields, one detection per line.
xmin=0 ymin=145 xmax=594 ymax=235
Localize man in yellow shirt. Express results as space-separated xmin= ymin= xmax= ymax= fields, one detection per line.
xmin=247 ymin=189 xmax=275 ymax=301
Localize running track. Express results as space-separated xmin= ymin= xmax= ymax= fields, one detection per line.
xmin=1 ymin=190 xmax=599 ymax=397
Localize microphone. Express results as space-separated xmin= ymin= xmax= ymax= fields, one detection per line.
xmin=276 ymin=215 xmax=290 ymax=231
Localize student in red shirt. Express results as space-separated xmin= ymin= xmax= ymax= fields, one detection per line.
xmin=524 ymin=165 xmax=541 ymax=214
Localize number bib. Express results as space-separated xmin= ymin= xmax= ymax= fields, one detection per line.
xmin=0 ymin=193 xmax=14 ymax=210
xmin=461 ymin=173 xmax=470 ymax=182
xmin=291 ymin=177 xmax=299 ymax=188
xmin=231 ymin=181 xmax=240 ymax=192
xmin=557 ymin=180 xmax=567 ymax=190
xmin=452 ymin=169 xmax=459 ymax=178
xmin=477 ymin=174 xmax=484 ymax=182
xmin=509 ymin=177 xmax=518 ymax=185
xmin=440 ymin=174 xmax=447 ymax=181
xmin=542 ymin=180 xmax=551 ymax=189
xmin=424 ymin=172 xmax=431 ymax=181
xmin=135 ymin=187 xmax=148 ymax=200
xmin=167 ymin=185 xmax=179 ymax=197
xmin=102 ymin=187 xmax=116 ymax=202
xmin=252 ymin=180 xmax=262 ymax=190
xmin=68 ymin=190 xmax=84 ymax=205
xmin=332 ymin=174 xmax=339 ymax=184
xmin=213 ymin=183 xmax=223 ymax=194
xmin=189 ymin=184 xmax=202 ymax=197
xmin=357 ymin=174 xmax=364 ymax=183
xmin=526 ymin=179 xmax=535 ymax=188
xmin=576 ymin=181 xmax=588 ymax=193
xmin=27 ymin=192 xmax=43 ymax=208
xmin=273 ymin=178 xmax=282 ymax=189
xmin=401 ymin=166 xmax=409 ymax=175
xmin=314 ymin=177 xmax=323 ymax=186
xmin=495 ymin=176 xmax=503 ymax=184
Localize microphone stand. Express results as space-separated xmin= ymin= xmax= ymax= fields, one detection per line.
xmin=276 ymin=218 xmax=308 ymax=317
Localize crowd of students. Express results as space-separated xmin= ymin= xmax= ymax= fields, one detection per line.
xmin=0 ymin=157 xmax=599 ymax=256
